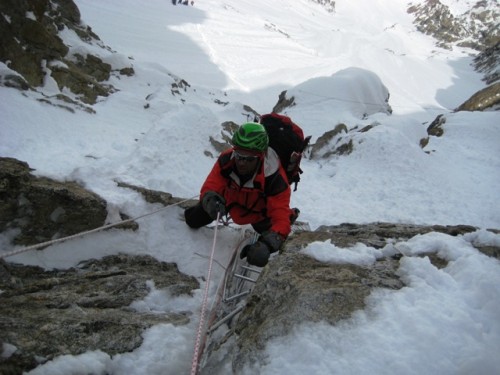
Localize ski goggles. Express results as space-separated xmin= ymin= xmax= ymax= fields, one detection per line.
xmin=233 ymin=150 xmax=261 ymax=162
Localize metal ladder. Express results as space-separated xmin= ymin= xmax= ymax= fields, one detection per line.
xmin=207 ymin=232 xmax=261 ymax=334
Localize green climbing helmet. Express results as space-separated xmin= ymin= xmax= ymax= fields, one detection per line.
xmin=232 ymin=122 xmax=269 ymax=152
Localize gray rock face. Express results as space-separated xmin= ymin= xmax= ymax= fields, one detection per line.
xmin=0 ymin=157 xmax=108 ymax=246
xmin=0 ymin=254 xmax=198 ymax=374
xmin=455 ymin=81 xmax=500 ymax=111
xmin=288 ymin=222 xmax=480 ymax=250
xmin=474 ymin=42 xmax=500 ymax=85
xmin=310 ymin=0 xmax=336 ymax=13
xmin=0 ymin=0 xmax=133 ymax=108
xmin=202 ymin=223 xmax=498 ymax=373
xmin=232 ymin=253 xmax=403 ymax=371
xmin=408 ymin=0 xmax=499 ymax=52
xmin=407 ymin=1 xmax=499 ymax=91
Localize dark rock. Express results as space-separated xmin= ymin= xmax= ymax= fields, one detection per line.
xmin=455 ymin=82 xmax=500 ymax=111
xmin=114 ymin=180 xmax=198 ymax=209
xmin=49 ymin=59 xmax=114 ymax=104
xmin=0 ymin=0 xmax=126 ymax=106
xmin=284 ymin=223 xmax=481 ymax=267
xmin=272 ymin=90 xmax=296 ymax=113
xmin=309 ymin=123 xmax=350 ymax=158
xmin=0 ymin=157 xmax=108 ymax=246
xmin=407 ymin=0 xmax=499 ymax=52
xmin=120 ymin=67 xmax=135 ymax=77
xmin=0 ymin=73 xmax=30 ymax=90
xmin=171 ymin=78 xmax=191 ymax=96
xmin=426 ymin=114 xmax=446 ymax=137
xmin=474 ymin=42 xmax=500 ymax=84
xmin=0 ymin=254 xmax=198 ymax=374
xmin=310 ymin=0 xmax=336 ymax=13
xmin=407 ymin=0 xmax=499 ymax=87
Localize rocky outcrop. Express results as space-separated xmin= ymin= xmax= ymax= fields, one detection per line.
xmin=419 ymin=113 xmax=447 ymax=149
xmin=309 ymin=123 xmax=352 ymax=158
xmin=407 ymin=0 xmax=499 ymax=52
xmin=288 ymin=222 xmax=481 ymax=250
xmin=231 ymin=252 xmax=403 ymax=372
xmin=0 ymin=254 xmax=198 ymax=374
xmin=407 ymin=0 xmax=499 ymax=86
xmin=474 ymin=41 xmax=500 ymax=84
xmin=0 ymin=0 xmax=134 ymax=109
xmin=310 ymin=0 xmax=335 ymax=13
xmin=115 ymin=180 xmax=198 ymax=209
xmin=455 ymin=81 xmax=500 ymax=111
xmin=405 ymin=1 xmax=499 ymax=110
xmin=209 ymin=121 xmax=239 ymax=155
xmin=272 ymin=90 xmax=296 ymax=114
xmin=202 ymin=223 xmax=498 ymax=373
xmin=425 ymin=113 xmax=446 ymax=137
xmin=0 ymin=157 xmax=108 ymax=246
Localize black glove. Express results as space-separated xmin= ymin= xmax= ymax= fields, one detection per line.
xmin=260 ymin=231 xmax=284 ymax=253
xmin=201 ymin=191 xmax=226 ymax=220
xmin=240 ymin=241 xmax=270 ymax=267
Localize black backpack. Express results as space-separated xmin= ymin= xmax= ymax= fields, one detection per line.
xmin=259 ymin=113 xmax=311 ymax=191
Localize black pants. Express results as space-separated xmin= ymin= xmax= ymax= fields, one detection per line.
xmin=184 ymin=202 xmax=271 ymax=234
xmin=184 ymin=202 xmax=212 ymax=229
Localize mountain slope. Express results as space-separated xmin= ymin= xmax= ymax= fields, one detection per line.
xmin=0 ymin=1 xmax=499 ymax=374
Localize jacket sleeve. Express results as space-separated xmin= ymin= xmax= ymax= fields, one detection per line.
xmin=265 ymin=170 xmax=292 ymax=238
xmin=200 ymin=158 xmax=227 ymax=200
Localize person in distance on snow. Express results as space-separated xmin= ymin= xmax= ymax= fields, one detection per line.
xmin=184 ymin=122 xmax=298 ymax=267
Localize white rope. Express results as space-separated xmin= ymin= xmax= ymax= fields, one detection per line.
xmin=0 ymin=195 xmax=198 ymax=260
xmin=190 ymin=211 xmax=221 ymax=375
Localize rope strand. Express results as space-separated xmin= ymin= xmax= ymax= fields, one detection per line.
xmin=0 ymin=195 xmax=198 ymax=259
xmin=190 ymin=212 xmax=221 ymax=375
xmin=1 ymin=193 xmax=228 ymax=374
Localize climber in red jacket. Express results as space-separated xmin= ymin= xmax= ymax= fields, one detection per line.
xmin=184 ymin=122 xmax=297 ymax=267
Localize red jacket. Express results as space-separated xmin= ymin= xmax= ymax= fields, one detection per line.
xmin=200 ymin=148 xmax=292 ymax=237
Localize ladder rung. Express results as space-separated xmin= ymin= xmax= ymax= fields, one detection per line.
xmin=207 ymin=305 xmax=244 ymax=333
xmin=240 ymin=265 xmax=261 ymax=274
xmin=234 ymin=273 xmax=257 ymax=283
xmin=223 ymin=289 xmax=251 ymax=303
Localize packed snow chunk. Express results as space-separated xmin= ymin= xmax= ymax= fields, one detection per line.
xmin=284 ymin=67 xmax=392 ymax=119
xmin=26 ymin=350 xmax=111 ymax=375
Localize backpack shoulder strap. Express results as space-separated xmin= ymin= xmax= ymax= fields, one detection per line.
xmin=218 ymin=149 xmax=234 ymax=178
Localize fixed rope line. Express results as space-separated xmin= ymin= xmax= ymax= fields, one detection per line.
xmin=296 ymin=89 xmax=451 ymax=111
xmin=194 ymin=252 xmax=226 ymax=271
xmin=0 ymin=195 xmax=199 ymax=260
xmin=190 ymin=211 xmax=221 ymax=375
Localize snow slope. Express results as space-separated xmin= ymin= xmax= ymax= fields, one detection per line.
xmin=0 ymin=0 xmax=499 ymax=374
